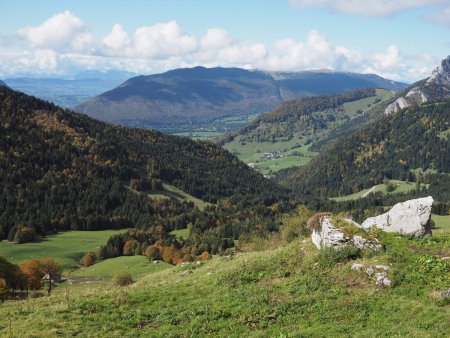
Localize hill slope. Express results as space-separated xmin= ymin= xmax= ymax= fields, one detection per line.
xmin=220 ymin=88 xmax=394 ymax=174
xmin=75 ymin=67 xmax=407 ymax=132
xmin=278 ymin=95 xmax=450 ymax=211
xmin=0 ymin=86 xmax=285 ymax=242
xmin=1 ymin=231 xmax=449 ymax=337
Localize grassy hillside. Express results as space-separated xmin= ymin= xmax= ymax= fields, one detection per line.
xmin=1 ymin=229 xmax=449 ymax=337
xmin=70 ymin=255 xmax=171 ymax=279
xmin=329 ymin=180 xmax=428 ymax=202
xmin=222 ymin=89 xmax=393 ymax=174
xmin=0 ymin=230 xmax=124 ymax=267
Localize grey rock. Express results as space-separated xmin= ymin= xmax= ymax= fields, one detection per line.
xmin=384 ymin=55 xmax=450 ymax=115
xmin=365 ymin=267 xmax=374 ymax=276
xmin=351 ymin=263 xmax=364 ymax=271
xmin=311 ymin=217 xmax=381 ymax=250
xmin=375 ymin=272 xmax=391 ymax=287
xmin=361 ymin=196 xmax=433 ymax=237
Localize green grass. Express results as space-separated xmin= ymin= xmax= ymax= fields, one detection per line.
xmin=170 ymin=228 xmax=190 ymax=239
xmin=144 ymin=183 xmax=211 ymax=210
xmin=0 ymin=230 xmax=124 ymax=266
xmin=70 ymin=255 xmax=172 ymax=279
xmin=432 ymin=214 xmax=450 ymax=234
xmin=330 ymin=180 xmax=427 ymax=202
xmin=1 ymin=232 xmax=449 ymax=337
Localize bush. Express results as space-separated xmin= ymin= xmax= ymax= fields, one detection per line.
xmin=145 ymin=245 xmax=161 ymax=261
xmin=113 ymin=271 xmax=134 ymax=286
xmin=14 ymin=225 xmax=37 ymax=244
xmin=80 ymin=251 xmax=97 ymax=267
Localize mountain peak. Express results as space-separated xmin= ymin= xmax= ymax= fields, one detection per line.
xmin=385 ymin=55 xmax=450 ymax=115
xmin=427 ymin=54 xmax=450 ymax=86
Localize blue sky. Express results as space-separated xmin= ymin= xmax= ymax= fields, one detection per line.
xmin=1 ymin=0 xmax=449 ymax=82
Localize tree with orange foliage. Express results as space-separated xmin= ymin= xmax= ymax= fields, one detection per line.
xmin=145 ymin=245 xmax=161 ymax=261
xmin=80 ymin=251 xmax=96 ymax=267
xmin=161 ymin=246 xmax=181 ymax=265
xmin=198 ymin=251 xmax=211 ymax=261
xmin=19 ymin=259 xmax=42 ymax=290
xmin=40 ymin=257 xmax=61 ymax=281
xmin=123 ymin=239 xmax=140 ymax=256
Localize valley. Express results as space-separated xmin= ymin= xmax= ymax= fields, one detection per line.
xmin=222 ymin=88 xmax=393 ymax=174
xmin=0 ymin=7 xmax=449 ymax=334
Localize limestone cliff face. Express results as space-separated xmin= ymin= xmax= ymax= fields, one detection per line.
xmin=384 ymin=55 xmax=450 ymax=115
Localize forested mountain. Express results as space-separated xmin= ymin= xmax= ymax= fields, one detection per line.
xmin=278 ymin=97 xmax=450 ymax=212
xmin=75 ymin=66 xmax=407 ymax=132
xmin=0 ymin=80 xmax=7 ymax=87
xmin=221 ymin=88 xmax=380 ymax=144
xmin=0 ymin=86 xmax=290 ymax=246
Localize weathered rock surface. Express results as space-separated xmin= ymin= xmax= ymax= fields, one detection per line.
xmin=361 ymin=196 xmax=433 ymax=237
xmin=384 ymin=55 xmax=450 ymax=115
xmin=350 ymin=263 xmax=392 ymax=287
xmin=311 ymin=217 xmax=382 ymax=250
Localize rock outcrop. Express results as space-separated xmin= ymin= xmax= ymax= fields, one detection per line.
xmin=311 ymin=216 xmax=382 ymax=250
xmin=384 ymin=55 xmax=450 ymax=115
xmin=361 ymin=196 xmax=433 ymax=237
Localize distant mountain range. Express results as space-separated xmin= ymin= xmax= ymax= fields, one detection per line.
xmin=74 ymin=67 xmax=407 ymax=132
xmin=4 ymin=70 xmax=135 ymax=108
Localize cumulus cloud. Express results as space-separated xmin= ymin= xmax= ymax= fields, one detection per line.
xmin=129 ymin=21 xmax=197 ymax=59
xmin=17 ymin=10 xmax=88 ymax=50
xmin=289 ymin=0 xmax=445 ymax=18
xmin=0 ymin=10 xmax=443 ymax=82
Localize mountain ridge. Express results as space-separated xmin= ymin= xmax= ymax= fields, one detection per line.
xmin=75 ymin=66 xmax=407 ymax=131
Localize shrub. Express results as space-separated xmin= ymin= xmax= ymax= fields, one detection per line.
xmin=80 ymin=251 xmax=97 ymax=267
xmin=306 ymin=213 xmax=330 ymax=232
xmin=145 ymin=245 xmax=161 ymax=261
xmin=198 ymin=251 xmax=211 ymax=261
xmin=113 ymin=271 xmax=134 ymax=286
xmin=14 ymin=225 xmax=37 ymax=244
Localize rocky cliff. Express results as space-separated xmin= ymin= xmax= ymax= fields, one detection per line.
xmin=385 ymin=55 xmax=450 ymax=115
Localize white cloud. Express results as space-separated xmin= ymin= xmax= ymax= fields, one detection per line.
xmin=102 ymin=24 xmax=130 ymax=51
xmin=1 ymin=11 xmax=444 ymax=83
xmin=18 ymin=49 xmax=59 ymax=71
xmin=17 ymin=10 xmax=87 ymax=50
xmin=264 ymin=30 xmax=335 ymax=71
xmin=289 ymin=0 xmax=445 ymax=18
xmin=129 ymin=21 xmax=197 ymax=59
xmin=426 ymin=6 xmax=450 ymax=28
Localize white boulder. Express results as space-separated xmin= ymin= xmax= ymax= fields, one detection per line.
xmin=361 ymin=196 xmax=433 ymax=237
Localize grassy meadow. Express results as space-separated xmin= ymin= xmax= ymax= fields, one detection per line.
xmin=70 ymin=255 xmax=172 ymax=279
xmin=0 ymin=230 xmax=124 ymax=267
xmin=1 ymin=229 xmax=449 ymax=337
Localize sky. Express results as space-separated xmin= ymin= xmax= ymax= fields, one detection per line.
xmin=0 ymin=0 xmax=449 ymax=82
